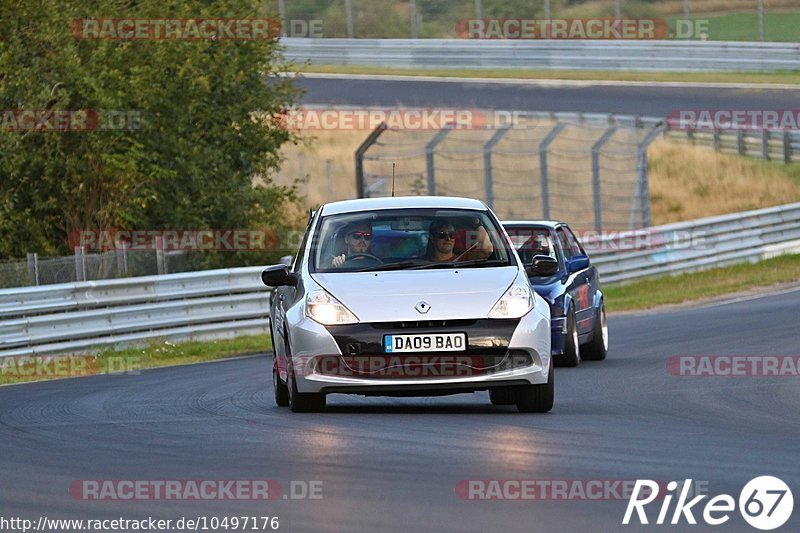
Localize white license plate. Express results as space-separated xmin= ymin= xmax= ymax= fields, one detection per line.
xmin=383 ymin=333 xmax=467 ymax=353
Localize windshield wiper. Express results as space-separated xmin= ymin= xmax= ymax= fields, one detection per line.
xmin=352 ymin=261 xmax=426 ymax=272
xmin=410 ymin=258 xmax=510 ymax=270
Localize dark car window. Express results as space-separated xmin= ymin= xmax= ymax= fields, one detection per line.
xmin=556 ymin=228 xmax=574 ymax=260
xmin=562 ymin=226 xmax=585 ymax=256
xmin=310 ymin=208 xmax=515 ymax=273
xmin=504 ymin=226 xmax=557 ymax=265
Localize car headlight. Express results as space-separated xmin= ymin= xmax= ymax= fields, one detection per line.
xmin=489 ymin=282 xmax=533 ymax=319
xmin=306 ymin=290 xmax=359 ymax=325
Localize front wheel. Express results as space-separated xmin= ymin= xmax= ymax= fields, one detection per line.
xmin=489 ymin=388 xmax=517 ymax=405
xmin=273 ymin=359 xmax=289 ymax=407
xmin=581 ymin=301 xmax=608 ymax=361
xmin=516 ymin=363 xmax=554 ymax=413
xmin=287 ymin=366 xmax=326 ymax=413
xmin=556 ymin=305 xmax=579 ymax=367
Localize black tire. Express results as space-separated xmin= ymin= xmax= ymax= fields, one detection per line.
xmin=580 ymin=300 xmax=608 ymax=361
xmin=516 ymin=363 xmax=554 ymax=413
xmin=287 ymin=367 xmax=326 ymax=413
xmin=489 ymin=388 xmax=517 ymax=405
xmin=556 ymin=304 xmax=579 ymax=367
xmin=273 ymin=359 xmax=289 ymax=407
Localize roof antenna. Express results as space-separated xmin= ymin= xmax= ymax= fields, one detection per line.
xmin=391 ymin=162 xmax=396 ymax=197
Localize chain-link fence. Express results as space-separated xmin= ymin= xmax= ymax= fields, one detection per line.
xmin=357 ymin=113 xmax=663 ymax=231
xmin=271 ymin=0 xmax=796 ymax=42
xmin=0 ymin=249 xmax=200 ymax=289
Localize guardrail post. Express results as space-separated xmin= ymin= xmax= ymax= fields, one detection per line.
xmin=74 ymin=247 xmax=86 ymax=282
xmin=713 ymin=129 xmax=721 ymax=152
xmin=785 ymin=131 xmax=793 ymax=163
xmin=278 ymin=0 xmax=286 ymax=37
xmin=426 ymin=127 xmax=452 ymax=196
xmin=345 ymin=0 xmax=354 ymax=38
xmin=483 ymin=125 xmax=511 ymax=210
xmin=410 ymin=0 xmax=418 ymax=38
xmin=539 ymin=122 xmax=567 ymax=219
xmin=737 ymin=129 xmax=745 ymax=155
xmin=155 ymin=236 xmax=166 ymax=275
xmin=591 ymin=126 xmax=618 ymax=232
xmin=27 ymin=253 xmax=39 ymax=286
xmin=687 ymin=127 xmax=695 ymax=145
xmin=631 ymin=123 xmax=665 ymax=228
xmin=354 ymin=122 xmax=387 ymax=199
xmin=762 ymin=130 xmax=770 ymax=160
xmin=116 ymin=242 xmax=129 ymax=277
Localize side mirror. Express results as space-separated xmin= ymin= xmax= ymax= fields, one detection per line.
xmin=262 ymin=265 xmax=296 ymax=287
xmin=567 ymin=255 xmax=590 ymax=273
xmin=527 ymin=255 xmax=559 ymax=276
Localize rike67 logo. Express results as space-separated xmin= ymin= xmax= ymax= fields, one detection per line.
xmin=624 ymin=476 xmax=793 ymax=530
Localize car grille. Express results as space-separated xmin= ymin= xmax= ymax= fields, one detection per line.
xmin=370 ymin=319 xmax=477 ymax=330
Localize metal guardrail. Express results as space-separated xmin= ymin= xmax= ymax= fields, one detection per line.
xmin=530 ymin=111 xmax=800 ymax=164
xmin=1 ymin=202 xmax=799 ymax=357
xmin=666 ymin=128 xmax=800 ymax=164
xmin=0 ymin=267 xmax=269 ymax=358
xmin=588 ymin=202 xmax=800 ymax=284
xmin=284 ymin=38 xmax=800 ymax=72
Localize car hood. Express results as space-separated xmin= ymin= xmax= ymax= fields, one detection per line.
xmin=311 ymin=267 xmax=519 ymax=322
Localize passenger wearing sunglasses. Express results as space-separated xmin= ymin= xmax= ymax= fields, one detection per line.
xmin=425 ymin=218 xmax=493 ymax=262
xmin=331 ymin=222 xmax=373 ymax=267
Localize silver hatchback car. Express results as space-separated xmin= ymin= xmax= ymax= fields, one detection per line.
xmin=262 ymin=196 xmax=552 ymax=413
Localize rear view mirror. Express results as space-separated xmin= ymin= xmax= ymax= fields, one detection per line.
xmin=262 ymin=265 xmax=296 ymax=287
xmin=527 ymin=255 xmax=559 ymax=276
xmin=567 ymin=255 xmax=590 ymax=273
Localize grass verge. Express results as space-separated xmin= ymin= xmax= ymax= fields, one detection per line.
xmin=604 ymin=253 xmax=800 ymax=312
xmin=0 ymin=334 xmax=271 ymax=386
xmin=297 ymin=65 xmax=800 ymax=86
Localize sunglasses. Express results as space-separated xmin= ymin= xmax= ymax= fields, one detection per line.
xmin=349 ymin=231 xmax=372 ymax=241
xmin=433 ymin=231 xmax=455 ymax=240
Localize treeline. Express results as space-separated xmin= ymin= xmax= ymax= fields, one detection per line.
xmin=0 ymin=0 xmax=302 ymax=266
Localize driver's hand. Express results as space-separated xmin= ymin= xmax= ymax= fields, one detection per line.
xmin=332 ymin=254 xmax=346 ymax=267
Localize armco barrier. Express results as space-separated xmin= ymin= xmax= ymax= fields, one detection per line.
xmin=587 ymin=202 xmax=800 ymax=283
xmin=1 ymin=203 xmax=799 ymax=357
xmin=283 ymin=38 xmax=800 ymax=72
xmin=0 ymin=267 xmax=270 ymax=358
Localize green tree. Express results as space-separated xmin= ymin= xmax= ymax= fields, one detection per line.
xmin=0 ymin=0 xmax=302 ymax=264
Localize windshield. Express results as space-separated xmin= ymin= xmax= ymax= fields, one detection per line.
xmin=310 ymin=208 xmax=516 ymax=273
xmin=504 ymin=226 xmax=558 ymax=265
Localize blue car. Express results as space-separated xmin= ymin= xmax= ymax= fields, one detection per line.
xmin=502 ymin=221 xmax=608 ymax=367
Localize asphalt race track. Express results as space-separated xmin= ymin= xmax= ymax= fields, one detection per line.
xmin=297 ymin=75 xmax=800 ymax=117
xmin=2 ymin=287 xmax=799 ymax=532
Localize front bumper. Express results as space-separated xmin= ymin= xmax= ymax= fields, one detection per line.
xmin=550 ymin=316 xmax=567 ymax=356
xmin=286 ymin=306 xmax=551 ymax=395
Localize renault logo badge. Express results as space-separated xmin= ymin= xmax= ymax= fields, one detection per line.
xmin=415 ymin=301 xmax=431 ymax=314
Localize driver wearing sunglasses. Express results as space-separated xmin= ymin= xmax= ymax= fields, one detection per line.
xmin=426 ymin=217 xmax=494 ymax=262
xmin=331 ymin=221 xmax=373 ymax=267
